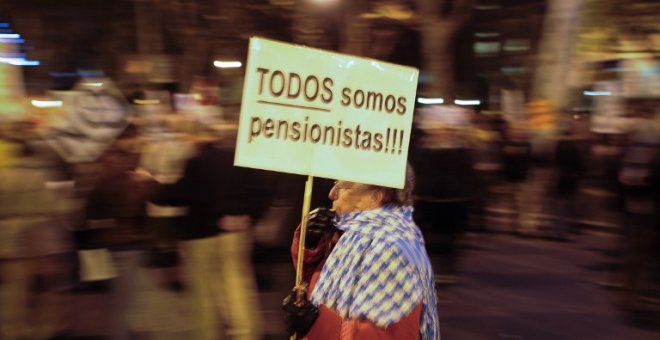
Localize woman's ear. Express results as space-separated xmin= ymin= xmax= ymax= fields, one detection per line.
xmin=371 ymin=189 xmax=386 ymax=206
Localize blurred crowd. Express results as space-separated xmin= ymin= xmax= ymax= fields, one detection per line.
xmin=409 ymin=102 xmax=660 ymax=323
xmin=0 ymin=86 xmax=659 ymax=339
xmin=0 ymin=111 xmax=273 ymax=339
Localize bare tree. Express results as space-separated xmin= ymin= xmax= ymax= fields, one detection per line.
xmin=415 ymin=0 xmax=473 ymax=99
xmin=158 ymin=0 xmax=217 ymax=92
xmin=532 ymin=0 xmax=585 ymax=108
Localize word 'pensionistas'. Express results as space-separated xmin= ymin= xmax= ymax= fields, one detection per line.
xmin=249 ymin=115 xmax=405 ymax=155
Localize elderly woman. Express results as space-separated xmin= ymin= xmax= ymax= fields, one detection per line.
xmin=283 ymin=168 xmax=440 ymax=339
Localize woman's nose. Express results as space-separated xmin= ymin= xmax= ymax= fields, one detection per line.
xmin=328 ymin=186 xmax=338 ymax=201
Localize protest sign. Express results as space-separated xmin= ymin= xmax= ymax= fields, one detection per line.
xmin=235 ymin=38 xmax=418 ymax=188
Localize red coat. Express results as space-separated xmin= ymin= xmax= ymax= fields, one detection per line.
xmin=291 ymin=230 xmax=422 ymax=340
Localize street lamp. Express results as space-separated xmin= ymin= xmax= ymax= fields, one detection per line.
xmin=417 ymin=97 xmax=444 ymax=104
xmin=213 ymin=60 xmax=242 ymax=69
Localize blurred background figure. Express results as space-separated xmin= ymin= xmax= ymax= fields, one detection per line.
xmin=162 ymin=124 xmax=265 ymax=340
xmin=615 ymin=108 xmax=660 ymax=315
xmin=139 ymin=114 xmax=196 ymax=289
xmin=0 ymin=119 xmax=73 ymax=340
xmin=517 ymin=100 xmax=559 ymax=238
xmin=411 ymin=105 xmax=476 ymax=284
xmin=82 ymin=124 xmax=156 ymax=340
xmin=469 ymin=112 xmax=504 ymax=235
xmin=553 ymin=120 xmax=585 ymax=240
xmin=500 ymin=121 xmax=533 ymax=235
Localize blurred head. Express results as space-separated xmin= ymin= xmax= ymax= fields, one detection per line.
xmin=328 ymin=165 xmax=415 ymax=215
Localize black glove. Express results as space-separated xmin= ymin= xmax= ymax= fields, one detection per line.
xmin=304 ymin=207 xmax=337 ymax=249
xmin=282 ymin=285 xmax=319 ymax=337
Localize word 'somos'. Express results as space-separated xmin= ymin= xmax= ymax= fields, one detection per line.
xmin=255 ymin=67 xmax=407 ymax=115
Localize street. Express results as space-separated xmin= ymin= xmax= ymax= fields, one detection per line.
xmin=63 ymin=228 xmax=659 ymax=339
xmin=435 ymin=233 xmax=659 ymax=339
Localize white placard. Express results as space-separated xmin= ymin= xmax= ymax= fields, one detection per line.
xmin=235 ymin=38 xmax=418 ymax=188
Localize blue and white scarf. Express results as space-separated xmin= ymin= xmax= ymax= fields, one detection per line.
xmin=310 ymin=204 xmax=440 ymax=339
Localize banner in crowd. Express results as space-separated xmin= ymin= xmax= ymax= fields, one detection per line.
xmin=235 ymin=38 xmax=419 ymax=188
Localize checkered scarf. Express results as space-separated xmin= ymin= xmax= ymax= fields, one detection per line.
xmin=310 ymin=204 xmax=440 ymax=340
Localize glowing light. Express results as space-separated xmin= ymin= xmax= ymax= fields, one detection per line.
xmin=31 ymin=100 xmax=63 ymax=108
xmin=77 ymin=69 xmax=105 ymax=77
xmin=49 ymin=72 xmax=77 ymax=78
xmin=474 ymin=41 xmax=501 ymax=55
xmin=583 ymin=91 xmax=610 ymax=96
xmin=454 ymin=99 xmax=481 ymax=106
xmin=417 ymin=97 xmax=444 ymax=104
xmin=0 ymin=38 xmax=24 ymax=43
xmin=501 ymin=66 xmax=527 ymax=74
xmin=85 ymin=82 xmax=104 ymax=87
xmin=475 ymin=32 xmax=500 ymax=38
xmin=503 ymin=39 xmax=531 ymax=52
xmin=0 ymin=52 xmax=25 ymax=58
xmin=503 ymin=45 xmax=529 ymax=52
xmin=133 ymin=99 xmax=161 ymax=105
xmin=16 ymin=60 xmax=39 ymax=66
xmin=0 ymin=57 xmax=39 ymax=66
xmin=0 ymin=23 xmax=9 ymax=28
xmin=0 ymin=33 xmax=20 ymax=39
xmin=213 ymin=60 xmax=242 ymax=68
xmin=475 ymin=5 xmax=501 ymax=10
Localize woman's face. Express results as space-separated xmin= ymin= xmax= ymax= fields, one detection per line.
xmin=328 ymin=180 xmax=382 ymax=215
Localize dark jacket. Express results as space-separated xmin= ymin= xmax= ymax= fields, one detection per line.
xmin=163 ymin=142 xmax=268 ymax=240
xmin=501 ymin=140 xmax=531 ymax=182
xmin=83 ymin=171 xmax=154 ymax=250
xmin=411 ymin=147 xmax=475 ymax=201
xmin=555 ymin=138 xmax=583 ymax=196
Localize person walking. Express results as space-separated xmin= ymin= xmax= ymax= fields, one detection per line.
xmin=283 ymin=167 xmax=440 ymax=339
xmin=0 ymin=124 xmax=73 ymax=340
xmin=163 ymin=125 xmax=265 ymax=340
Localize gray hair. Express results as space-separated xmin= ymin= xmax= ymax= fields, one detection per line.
xmin=368 ymin=164 xmax=415 ymax=206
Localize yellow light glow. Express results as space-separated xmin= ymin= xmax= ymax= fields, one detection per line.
xmin=133 ymin=99 xmax=161 ymax=105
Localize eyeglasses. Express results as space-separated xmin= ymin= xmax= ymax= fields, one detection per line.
xmin=333 ymin=181 xmax=350 ymax=190
xmin=332 ymin=181 xmax=371 ymax=193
